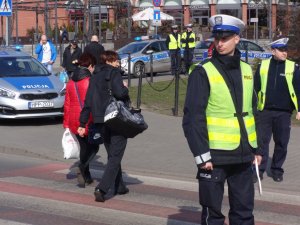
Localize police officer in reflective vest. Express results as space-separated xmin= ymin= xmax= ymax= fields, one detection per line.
xmin=181 ymin=24 xmax=196 ymax=74
xmin=182 ymin=14 xmax=262 ymax=225
xmin=254 ymin=38 xmax=300 ymax=183
xmin=166 ymin=25 xmax=181 ymax=75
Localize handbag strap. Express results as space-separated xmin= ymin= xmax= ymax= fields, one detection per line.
xmin=74 ymin=82 xmax=83 ymax=109
xmin=105 ymin=68 xmax=114 ymax=97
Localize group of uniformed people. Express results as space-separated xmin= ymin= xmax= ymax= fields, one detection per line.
xmin=182 ymin=14 xmax=300 ymax=225
xmin=165 ymin=24 xmax=196 ymax=75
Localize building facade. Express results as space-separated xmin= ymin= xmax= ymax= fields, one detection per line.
xmin=132 ymin=0 xmax=292 ymax=38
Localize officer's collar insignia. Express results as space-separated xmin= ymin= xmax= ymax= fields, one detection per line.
xmin=215 ymin=16 xmax=223 ymax=26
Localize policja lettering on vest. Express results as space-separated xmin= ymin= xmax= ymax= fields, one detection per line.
xmin=182 ymin=14 xmax=263 ymax=225
xmin=181 ymin=24 xmax=196 ymax=74
xmin=165 ymin=25 xmax=181 ymax=75
xmin=254 ymin=37 xmax=300 ymax=183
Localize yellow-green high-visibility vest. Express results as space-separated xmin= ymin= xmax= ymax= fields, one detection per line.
xmin=181 ymin=32 xmax=196 ymax=48
xmin=168 ymin=34 xmax=181 ymax=50
xmin=257 ymin=59 xmax=297 ymax=111
xmin=202 ymin=61 xmax=258 ymax=150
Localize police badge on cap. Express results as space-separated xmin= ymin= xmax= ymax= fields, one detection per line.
xmin=208 ymin=14 xmax=245 ymax=38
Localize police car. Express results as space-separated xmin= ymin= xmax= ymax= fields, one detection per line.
xmin=0 ymin=47 xmax=65 ymax=119
xmin=193 ymin=38 xmax=272 ymax=64
xmin=118 ymin=36 xmax=182 ymax=77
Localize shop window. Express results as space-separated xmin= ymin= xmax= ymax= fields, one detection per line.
xmin=219 ymin=9 xmax=238 ymax=17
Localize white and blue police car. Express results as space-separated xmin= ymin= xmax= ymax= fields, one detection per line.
xmin=0 ymin=47 xmax=65 ymax=119
xmin=193 ymin=38 xmax=272 ymax=64
xmin=118 ymin=36 xmax=183 ymax=77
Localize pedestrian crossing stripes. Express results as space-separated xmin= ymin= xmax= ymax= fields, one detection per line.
xmin=0 ymin=163 xmax=300 ymax=225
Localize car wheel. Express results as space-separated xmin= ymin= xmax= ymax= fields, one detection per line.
xmin=133 ymin=62 xmax=145 ymax=78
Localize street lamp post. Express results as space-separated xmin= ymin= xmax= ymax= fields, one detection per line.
xmin=127 ymin=0 xmax=131 ymax=38
xmin=16 ymin=1 xmax=18 ymax=44
xmin=98 ymin=0 xmax=101 ymax=41
xmin=269 ymin=0 xmax=272 ymax=41
xmin=254 ymin=0 xmax=259 ymax=43
xmin=45 ymin=0 xmax=49 ymax=37
xmin=249 ymin=0 xmax=262 ymax=43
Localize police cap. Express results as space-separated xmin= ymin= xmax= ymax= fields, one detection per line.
xmin=208 ymin=14 xmax=245 ymax=38
xmin=185 ymin=24 xmax=193 ymax=28
xmin=171 ymin=25 xmax=178 ymax=30
xmin=269 ymin=37 xmax=289 ymax=50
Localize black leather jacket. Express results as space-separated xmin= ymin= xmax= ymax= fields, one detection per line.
xmin=79 ymin=64 xmax=129 ymax=126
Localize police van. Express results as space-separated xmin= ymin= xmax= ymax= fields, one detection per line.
xmin=0 ymin=47 xmax=65 ymax=119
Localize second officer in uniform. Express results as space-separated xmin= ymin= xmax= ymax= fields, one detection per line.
xmin=254 ymin=37 xmax=300 ymax=183
xmin=181 ymin=24 xmax=196 ymax=74
xmin=166 ymin=25 xmax=181 ymax=75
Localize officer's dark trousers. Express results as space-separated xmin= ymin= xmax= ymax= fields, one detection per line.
xmin=257 ymin=110 xmax=291 ymax=176
xmin=170 ymin=49 xmax=181 ymax=75
xmin=183 ymin=48 xmax=194 ymax=73
xmin=199 ymin=163 xmax=254 ymax=225
xmin=97 ymin=127 xmax=127 ymax=193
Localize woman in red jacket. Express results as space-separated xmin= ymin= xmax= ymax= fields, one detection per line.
xmin=63 ymin=53 xmax=98 ymax=188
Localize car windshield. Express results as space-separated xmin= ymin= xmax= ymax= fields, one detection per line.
xmin=195 ymin=41 xmax=213 ymax=49
xmin=118 ymin=42 xmax=148 ymax=54
xmin=0 ymin=57 xmax=49 ymax=77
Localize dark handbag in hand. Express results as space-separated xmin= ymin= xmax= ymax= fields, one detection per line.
xmin=88 ymin=123 xmax=104 ymax=145
xmin=104 ymin=97 xmax=148 ymax=138
xmin=104 ymin=70 xmax=148 ymax=138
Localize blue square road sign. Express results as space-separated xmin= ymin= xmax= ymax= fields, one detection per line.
xmin=154 ymin=9 xmax=160 ymax=21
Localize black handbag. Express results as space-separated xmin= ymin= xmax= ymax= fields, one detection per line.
xmin=104 ymin=71 xmax=148 ymax=138
xmin=74 ymin=82 xmax=103 ymax=145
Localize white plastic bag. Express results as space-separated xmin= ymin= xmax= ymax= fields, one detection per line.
xmin=62 ymin=129 xmax=80 ymax=159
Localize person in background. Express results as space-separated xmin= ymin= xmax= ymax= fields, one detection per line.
xmin=181 ymin=24 xmax=196 ymax=74
xmin=63 ymin=53 xmax=99 ymax=188
xmin=83 ymin=35 xmax=105 ymax=65
xmin=166 ymin=25 xmax=181 ymax=75
xmin=254 ymin=37 xmax=300 ymax=183
xmin=182 ymin=14 xmax=262 ymax=225
xmin=62 ymin=39 xmax=82 ymax=78
xmin=78 ymin=50 xmax=130 ymax=202
xmin=61 ymin=26 xmax=69 ymax=43
xmin=35 ymin=34 xmax=57 ymax=74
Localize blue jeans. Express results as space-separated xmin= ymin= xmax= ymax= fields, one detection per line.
xmin=42 ymin=62 xmax=53 ymax=74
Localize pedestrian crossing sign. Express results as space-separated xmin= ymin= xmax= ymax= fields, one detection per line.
xmin=0 ymin=0 xmax=12 ymax=16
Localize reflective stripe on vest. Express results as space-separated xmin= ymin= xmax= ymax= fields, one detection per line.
xmin=203 ymin=61 xmax=257 ymax=150
xmin=168 ymin=34 xmax=181 ymax=50
xmin=257 ymin=59 xmax=297 ymax=111
xmin=181 ymin=32 xmax=196 ymax=48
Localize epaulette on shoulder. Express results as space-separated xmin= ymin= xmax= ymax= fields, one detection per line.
xmin=296 ymin=63 xmax=299 ymax=67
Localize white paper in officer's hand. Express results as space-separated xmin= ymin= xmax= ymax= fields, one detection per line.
xmin=255 ymin=158 xmax=263 ymax=196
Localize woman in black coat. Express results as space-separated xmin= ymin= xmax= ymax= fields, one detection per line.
xmin=78 ymin=50 xmax=130 ymax=202
xmin=62 ymin=40 xmax=82 ymax=78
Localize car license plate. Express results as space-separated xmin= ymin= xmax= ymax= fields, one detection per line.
xmin=28 ymin=101 xmax=54 ymax=109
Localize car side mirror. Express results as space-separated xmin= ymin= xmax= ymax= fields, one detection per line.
xmin=146 ymin=50 xmax=154 ymax=54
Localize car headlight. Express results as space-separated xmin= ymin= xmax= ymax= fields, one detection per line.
xmin=0 ymin=87 xmax=16 ymax=99
xmin=121 ymin=58 xmax=128 ymax=68
xmin=60 ymin=83 xmax=66 ymax=96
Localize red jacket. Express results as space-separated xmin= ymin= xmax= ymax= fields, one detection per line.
xmin=63 ymin=77 xmax=91 ymax=135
